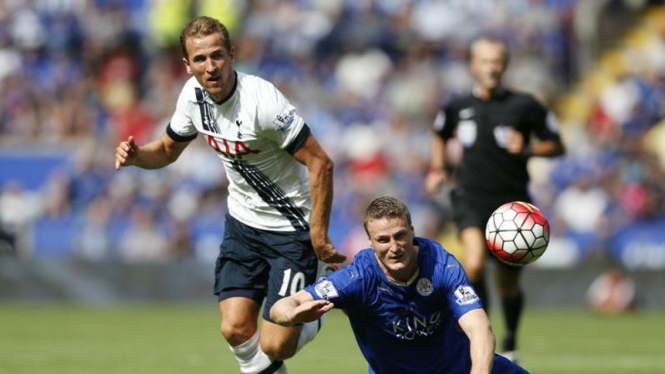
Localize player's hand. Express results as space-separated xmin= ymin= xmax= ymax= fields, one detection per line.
xmin=312 ymin=236 xmax=347 ymax=264
xmin=506 ymin=128 xmax=524 ymax=155
xmin=289 ymin=299 xmax=334 ymax=325
xmin=425 ymin=169 xmax=447 ymax=195
xmin=115 ymin=136 xmax=139 ymax=170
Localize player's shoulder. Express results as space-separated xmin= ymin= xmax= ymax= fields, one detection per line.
xmin=339 ymin=249 xmax=380 ymax=284
xmin=313 ymin=252 xmax=370 ymax=298
xmin=442 ymin=93 xmax=474 ymax=111
xmin=351 ymin=248 xmax=378 ymax=272
xmin=417 ymin=237 xmax=462 ymax=268
xmin=236 ymin=71 xmax=279 ymax=97
xmin=505 ymin=88 xmax=545 ymax=108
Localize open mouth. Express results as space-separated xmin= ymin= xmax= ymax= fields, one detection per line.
xmin=207 ymin=76 xmax=220 ymax=86
xmin=390 ymin=253 xmax=403 ymax=262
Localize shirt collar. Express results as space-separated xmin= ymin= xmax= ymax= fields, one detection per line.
xmin=212 ymin=71 xmax=238 ymax=105
xmin=472 ymin=84 xmax=507 ymax=100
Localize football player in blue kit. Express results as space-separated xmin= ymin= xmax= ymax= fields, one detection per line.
xmin=271 ymin=196 xmax=528 ymax=373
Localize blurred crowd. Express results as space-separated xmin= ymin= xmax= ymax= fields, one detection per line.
xmin=0 ymin=0 xmax=663 ymax=268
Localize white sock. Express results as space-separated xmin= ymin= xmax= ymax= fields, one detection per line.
xmin=229 ymin=331 xmax=286 ymax=374
xmin=295 ymin=313 xmax=325 ymax=353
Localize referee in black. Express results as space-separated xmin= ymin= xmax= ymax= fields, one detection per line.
xmin=425 ymin=36 xmax=565 ymax=363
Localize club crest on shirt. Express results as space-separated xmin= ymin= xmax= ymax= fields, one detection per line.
xmin=454 ymin=285 xmax=479 ymax=305
xmin=314 ymin=280 xmax=339 ymax=300
xmin=273 ymin=107 xmax=296 ymax=131
xmin=458 ymin=120 xmax=477 ymax=146
xmin=416 ymin=278 xmax=433 ymax=296
xmin=493 ymin=124 xmax=511 ymax=148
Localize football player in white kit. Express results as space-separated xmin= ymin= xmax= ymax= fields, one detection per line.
xmin=114 ymin=16 xmax=346 ymax=374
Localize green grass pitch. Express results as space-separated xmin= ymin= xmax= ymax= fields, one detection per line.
xmin=0 ymin=303 xmax=663 ymax=374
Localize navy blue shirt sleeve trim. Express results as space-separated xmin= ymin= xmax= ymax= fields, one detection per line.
xmin=285 ymin=123 xmax=311 ymax=154
xmin=166 ymin=123 xmax=197 ymax=142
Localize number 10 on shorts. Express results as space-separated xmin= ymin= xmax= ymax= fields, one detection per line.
xmin=278 ymin=269 xmax=305 ymax=296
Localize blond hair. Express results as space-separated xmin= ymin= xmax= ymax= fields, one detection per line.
xmin=363 ymin=196 xmax=412 ymax=235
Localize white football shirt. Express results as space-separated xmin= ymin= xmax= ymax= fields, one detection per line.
xmin=168 ymin=72 xmax=311 ymax=232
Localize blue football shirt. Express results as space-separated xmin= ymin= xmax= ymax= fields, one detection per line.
xmin=305 ymin=237 xmax=483 ymax=374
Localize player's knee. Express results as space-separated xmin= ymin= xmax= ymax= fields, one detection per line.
xmin=221 ymin=321 xmax=255 ymax=347
xmin=260 ymin=339 xmax=296 ymax=361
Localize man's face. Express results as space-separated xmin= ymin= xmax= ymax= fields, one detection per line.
xmin=183 ymin=33 xmax=234 ymax=101
xmin=367 ymin=216 xmax=417 ymax=281
xmin=470 ymin=40 xmax=507 ymax=91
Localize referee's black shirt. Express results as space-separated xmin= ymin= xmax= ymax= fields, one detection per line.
xmin=434 ymin=88 xmax=561 ymax=195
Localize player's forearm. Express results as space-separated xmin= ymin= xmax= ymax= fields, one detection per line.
xmin=469 ymin=328 xmax=495 ymax=374
xmin=133 ymin=137 xmax=182 ymax=169
xmin=308 ymin=155 xmax=334 ymax=241
xmin=428 ymin=135 xmax=447 ymax=171
xmin=459 ymin=309 xmax=495 ymax=374
xmin=529 ymin=139 xmax=565 ymax=158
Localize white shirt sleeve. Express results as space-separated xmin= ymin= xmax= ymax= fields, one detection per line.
xmin=169 ymin=83 xmax=199 ymax=138
xmin=255 ymin=80 xmax=306 ymax=150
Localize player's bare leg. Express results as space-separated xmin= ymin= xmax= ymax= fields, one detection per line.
xmin=261 ymin=307 xmax=325 ymax=360
xmin=259 ymin=320 xmax=302 ymax=361
xmin=496 ymin=264 xmax=523 ymax=361
xmin=460 ymin=227 xmax=490 ymax=311
xmin=220 ymin=297 xmax=286 ymax=373
xmin=220 ymin=297 xmax=260 ymax=345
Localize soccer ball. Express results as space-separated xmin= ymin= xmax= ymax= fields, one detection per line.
xmin=485 ymin=201 xmax=550 ymax=266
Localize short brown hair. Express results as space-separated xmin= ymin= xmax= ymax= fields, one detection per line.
xmin=363 ymin=196 xmax=412 ymax=235
xmin=469 ymin=36 xmax=510 ymax=65
xmin=180 ymin=16 xmax=231 ymax=59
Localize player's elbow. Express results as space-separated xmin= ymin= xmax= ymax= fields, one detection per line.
xmin=322 ymin=156 xmax=334 ymax=175
xmin=310 ymin=154 xmax=333 ymax=180
xmin=162 ymin=145 xmax=184 ymax=165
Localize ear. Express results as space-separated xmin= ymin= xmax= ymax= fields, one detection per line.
xmin=229 ymin=46 xmax=236 ymax=63
xmin=182 ymin=57 xmax=192 ymax=75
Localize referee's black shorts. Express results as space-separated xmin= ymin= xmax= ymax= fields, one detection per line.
xmin=450 ymin=187 xmax=531 ymax=233
xmin=214 ymin=213 xmax=318 ymax=322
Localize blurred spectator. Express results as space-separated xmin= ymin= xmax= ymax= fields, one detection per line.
xmin=119 ymin=206 xmax=170 ymax=263
xmin=586 ymin=268 xmax=637 ymax=314
xmin=75 ymin=195 xmax=113 ymax=261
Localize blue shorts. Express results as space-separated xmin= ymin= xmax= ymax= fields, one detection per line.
xmin=214 ymin=214 xmax=318 ymax=322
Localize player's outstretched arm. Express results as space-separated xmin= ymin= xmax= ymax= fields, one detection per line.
xmin=115 ymin=133 xmax=191 ymax=170
xmin=459 ymin=308 xmax=496 ymax=374
xmin=292 ymin=133 xmax=346 ymax=264
xmin=270 ymin=290 xmax=334 ymax=327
